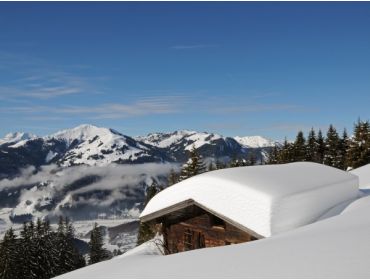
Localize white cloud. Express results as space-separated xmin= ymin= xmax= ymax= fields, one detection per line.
xmin=0 ymin=163 xmax=180 ymax=209
xmin=1 ymin=94 xmax=188 ymax=120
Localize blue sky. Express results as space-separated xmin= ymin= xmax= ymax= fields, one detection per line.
xmin=0 ymin=2 xmax=369 ymax=140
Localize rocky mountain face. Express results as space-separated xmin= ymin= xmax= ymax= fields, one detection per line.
xmin=0 ymin=125 xmax=277 ymax=221
xmin=136 ymin=130 xmax=250 ymax=162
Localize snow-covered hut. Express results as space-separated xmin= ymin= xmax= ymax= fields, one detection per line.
xmin=140 ymin=162 xmax=359 ymax=254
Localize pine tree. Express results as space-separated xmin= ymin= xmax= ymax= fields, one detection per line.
xmin=229 ymin=157 xmax=242 ymax=168
xmin=316 ymin=129 xmax=326 ymax=164
xmin=19 ymin=221 xmax=37 ymax=278
xmin=347 ymin=120 xmax=370 ymax=169
xmin=137 ymin=181 xmax=161 ymax=245
xmin=55 ymin=217 xmax=85 ymax=275
xmin=0 ymin=228 xmax=20 ymax=279
xmin=1 ymin=218 xmax=84 ymax=279
xmin=215 ymin=159 xmax=225 ymax=170
xmin=266 ymin=145 xmax=279 ymax=164
xmin=144 ymin=181 xmax=161 ymax=206
xmin=278 ymin=138 xmax=293 ymax=163
xmin=33 ymin=218 xmax=49 ymax=278
xmin=179 ymin=145 xmax=206 ymax=181
xmin=88 ymin=223 xmax=110 ymax=265
xmin=55 ymin=216 xmax=68 ymax=275
xmin=340 ymin=128 xmax=350 ymax=170
xmin=293 ymin=131 xmax=306 ymax=162
xmin=65 ymin=218 xmax=86 ymax=271
xmin=306 ymin=128 xmax=318 ymax=162
xmin=43 ymin=219 xmax=61 ymax=278
xmin=168 ymin=169 xmax=179 ymax=186
xmin=247 ymin=152 xmax=257 ymax=166
xmin=324 ymin=125 xmax=342 ymax=168
xmin=207 ymin=162 xmax=215 ymax=171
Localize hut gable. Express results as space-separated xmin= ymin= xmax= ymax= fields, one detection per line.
xmin=152 ymin=204 xmax=259 ymax=254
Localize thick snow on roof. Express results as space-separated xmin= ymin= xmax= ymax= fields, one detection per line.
xmin=59 ymin=195 xmax=370 ymax=278
xmin=350 ymin=164 xmax=370 ymax=189
xmin=141 ymin=162 xmax=359 ymax=237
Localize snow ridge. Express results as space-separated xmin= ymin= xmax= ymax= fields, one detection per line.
xmin=0 ymin=132 xmax=37 ymax=146
xmin=234 ymin=135 xmax=276 ymax=148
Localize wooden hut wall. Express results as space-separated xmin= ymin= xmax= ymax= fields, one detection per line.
xmin=159 ymin=206 xmax=258 ymax=254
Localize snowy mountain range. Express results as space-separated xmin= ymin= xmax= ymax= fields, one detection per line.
xmin=0 ymin=124 xmax=277 ymax=221
xmin=0 ymin=124 xmax=277 ymax=176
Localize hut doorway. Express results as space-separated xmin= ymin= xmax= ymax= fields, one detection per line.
xmin=184 ymin=229 xmax=205 ymax=251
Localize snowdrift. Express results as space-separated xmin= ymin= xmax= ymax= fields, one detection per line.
xmin=350 ymin=164 xmax=370 ymax=189
xmin=59 ymin=192 xmax=370 ymax=278
xmin=141 ymin=162 xmax=359 ymax=237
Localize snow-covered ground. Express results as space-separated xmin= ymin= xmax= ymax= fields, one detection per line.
xmin=350 ymin=163 xmax=370 ymax=189
xmin=57 ymin=163 xmax=370 ymax=278
xmin=59 ymin=193 xmax=370 ymax=278
xmin=116 ymin=235 xmax=164 ymax=259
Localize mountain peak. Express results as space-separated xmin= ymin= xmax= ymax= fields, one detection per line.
xmin=0 ymin=132 xmax=37 ymax=146
xmin=49 ymin=124 xmax=116 ymax=144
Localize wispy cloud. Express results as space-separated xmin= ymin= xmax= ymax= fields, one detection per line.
xmin=2 ymin=95 xmax=188 ymax=120
xmin=170 ymin=44 xmax=217 ymax=50
xmin=211 ymin=103 xmax=305 ymax=114
xmin=0 ymin=84 xmax=83 ymax=99
xmin=0 ymin=163 xmax=179 ymax=209
xmin=0 ymin=51 xmax=100 ymax=100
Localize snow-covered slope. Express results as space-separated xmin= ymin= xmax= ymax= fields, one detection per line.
xmin=48 ymin=124 xmax=116 ymax=146
xmin=234 ymin=135 xmax=276 ymax=148
xmin=59 ymin=194 xmax=370 ymax=278
xmin=116 ymin=235 xmax=164 ymax=259
xmin=136 ymin=130 xmax=224 ymax=150
xmin=136 ymin=130 xmax=198 ymax=149
xmin=350 ymin=164 xmax=370 ymax=189
xmin=0 ymin=132 xmax=37 ymax=146
xmin=135 ymin=130 xmax=272 ymax=163
xmin=137 ymin=131 xmax=277 ymax=151
xmin=141 ymin=162 xmax=359 ymax=237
